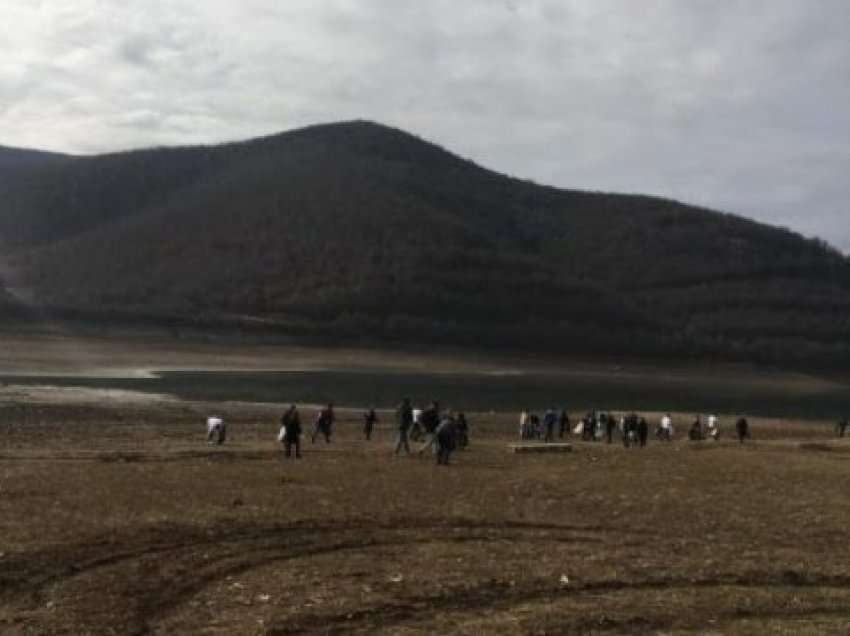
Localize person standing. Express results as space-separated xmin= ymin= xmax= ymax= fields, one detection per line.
xmin=543 ymin=408 xmax=557 ymax=443
xmin=395 ymin=398 xmax=413 ymax=455
xmin=529 ymin=413 xmax=541 ymax=440
xmin=558 ymin=409 xmax=570 ymax=439
xmin=836 ymin=417 xmax=848 ymax=438
xmin=519 ymin=410 xmax=529 ymax=439
xmin=638 ymin=417 xmax=649 ymax=448
xmin=363 ymin=407 xmax=378 ymax=441
xmin=279 ymin=404 xmax=302 ymax=459
xmin=736 ymin=417 xmax=750 ymax=444
xmin=455 ymin=411 xmax=469 ymax=449
xmin=707 ymin=414 xmax=719 ymax=441
xmin=660 ymin=413 xmax=673 ymax=442
xmin=605 ymin=413 xmax=616 ymax=444
xmin=689 ymin=415 xmax=703 ymax=441
xmin=411 ymin=407 xmax=423 ymax=441
xmin=621 ymin=415 xmax=631 ymax=448
xmin=623 ymin=412 xmax=640 ymax=448
xmin=325 ymin=403 xmax=336 ymax=440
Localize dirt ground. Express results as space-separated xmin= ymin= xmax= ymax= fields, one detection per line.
xmin=2 ymin=383 xmax=850 ymax=635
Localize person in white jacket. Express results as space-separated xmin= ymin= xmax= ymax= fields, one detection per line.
xmin=659 ymin=414 xmax=673 ymax=441
xmin=707 ymin=414 xmax=719 ymax=440
xmin=519 ymin=410 xmax=529 ymax=439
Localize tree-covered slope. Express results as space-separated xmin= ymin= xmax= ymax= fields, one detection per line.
xmin=2 ymin=120 xmax=848 ymax=363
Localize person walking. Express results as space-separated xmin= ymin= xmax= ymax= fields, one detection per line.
xmin=395 ymin=398 xmax=413 ymax=455
xmin=279 ymin=404 xmax=302 ymax=459
xmin=311 ymin=403 xmax=335 ymax=444
xmin=419 ymin=401 xmax=440 ymax=454
xmin=363 ymin=407 xmax=378 ymax=441
xmin=436 ymin=412 xmax=457 ymax=465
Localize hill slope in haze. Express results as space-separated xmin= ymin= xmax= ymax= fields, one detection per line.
xmin=1 ymin=121 xmax=849 ymax=364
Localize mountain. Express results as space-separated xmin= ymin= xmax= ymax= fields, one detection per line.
xmin=1 ymin=120 xmax=849 ymax=364
xmin=0 ymin=145 xmax=71 ymax=172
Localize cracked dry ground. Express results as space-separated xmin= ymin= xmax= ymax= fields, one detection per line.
xmin=2 ymin=403 xmax=850 ymax=634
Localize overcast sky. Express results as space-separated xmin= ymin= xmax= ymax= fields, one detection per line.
xmin=1 ymin=0 xmax=848 ymax=250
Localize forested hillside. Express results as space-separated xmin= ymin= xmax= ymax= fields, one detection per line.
xmin=1 ymin=121 xmax=849 ymax=364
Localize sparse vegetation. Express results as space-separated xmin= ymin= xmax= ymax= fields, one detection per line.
xmin=2 ymin=393 xmax=850 ymax=634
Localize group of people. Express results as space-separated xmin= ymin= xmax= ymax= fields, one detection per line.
xmin=519 ymin=410 xmax=753 ymax=446
xmin=272 ymin=399 xmax=470 ymax=464
xmin=395 ymin=399 xmax=469 ymax=464
xmin=213 ymin=404 xmax=850 ymax=462
xmin=275 ymin=402 xmax=336 ymax=459
xmin=519 ymin=409 xmax=570 ymax=442
xmin=686 ymin=414 xmax=752 ymax=443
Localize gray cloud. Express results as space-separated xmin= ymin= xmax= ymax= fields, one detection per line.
xmin=1 ymin=0 xmax=848 ymax=249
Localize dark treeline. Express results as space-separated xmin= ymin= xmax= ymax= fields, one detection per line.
xmin=1 ymin=120 xmax=849 ymax=366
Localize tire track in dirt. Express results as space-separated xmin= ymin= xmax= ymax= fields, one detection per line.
xmin=0 ymin=517 xmax=614 ymax=632
xmin=0 ymin=449 xmax=275 ymax=463
xmin=6 ymin=518 xmax=850 ymax=634
xmin=266 ymin=572 xmax=850 ymax=634
xmin=0 ymin=518 xmax=609 ymax=595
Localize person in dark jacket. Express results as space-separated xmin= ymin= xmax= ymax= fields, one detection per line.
xmin=689 ymin=416 xmax=703 ymax=442
xmin=582 ymin=413 xmax=592 ymax=442
xmin=529 ymin=413 xmax=541 ymax=439
xmin=311 ymin=403 xmax=335 ymax=444
xmin=836 ymin=417 xmax=848 ymax=438
xmin=543 ymin=409 xmax=557 ymax=443
xmin=605 ymin=413 xmax=616 ymax=444
xmin=623 ymin=413 xmax=638 ymax=448
xmin=736 ymin=417 xmax=750 ymax=444
xmin=558 ymin=410 xmax=570 ymax=439
xmin=638 ymin=417 xmax=649 ymax=448
xmin=455 ymin=411 xmax=469 ymax=449
xmin=584 ymin=411 xmax=598 ymax=442
xmin=363 ymin=407 xmax=378 ymax=441
xmin=395 ymin=398 xmax=413 ymax=455
xmin=419 ymin=401 xmax=440 ymax=454
xmin=280 ymin=405 xmax=302 ymax=459
xmin=436 ymin=413 xmax=457 ymax=465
